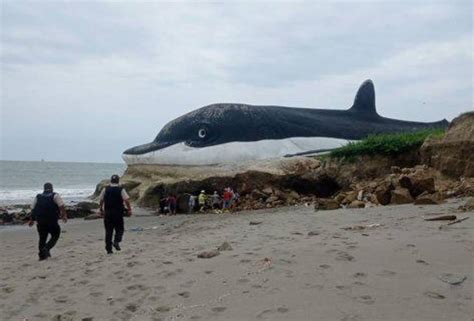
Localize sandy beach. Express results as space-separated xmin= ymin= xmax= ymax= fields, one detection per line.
xmin=0 ymin=199 xmax=472 ymax=321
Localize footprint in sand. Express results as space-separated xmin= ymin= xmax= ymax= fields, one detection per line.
xmin=416 ymin=259 xmax=429 ymax=265
xmin=126 ymin=284 xmax=148 ymax=291
xmin=353 ymin=272 xmax=367 ymax=278
xmin=377 ymin=270 xmax=396 ymax=277
xmin=319 ymin=264 xmax=332 ymax=269
xmin=240 ymin=259 xmax=252 ymax=263
xmin=335 ymin=251 xmax=355 ymax=262
xmin=336 ymin=285 xmax=351 ymax=290
xmin=257 ymin=307 xmax=289 ymax=319
xmin=54 ymin=297 xmax=69 ymax=304
xmin=190 ymin=315 xmax=201 ymax=319
xmin=178 ymin=291 xmax=190 ymax=298
xmin=155 ymin=305 xmax=171 ymax=312
xmin=340 ymin=314 xmax=361 ymax=321
xmin=424 ymin=291 xmax=445 ymax=300
xmin=211 ymin=307 xmax=227 ymax=313
xmin=356 ymin=295 xmax=375 ymax=304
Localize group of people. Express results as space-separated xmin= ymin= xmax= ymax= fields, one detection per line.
xmin=158 ymin=188 xmax=241 ymax=215
xmin=28 ymin=176 xmax=241 ymax=261
xmin=189 ymin=188 xmax=240 ymax=213
xmin=29 ymin=174 xmax=131 ymax=260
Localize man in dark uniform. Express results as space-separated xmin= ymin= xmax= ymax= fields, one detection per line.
xmin=99 ymin=174 xmax=132 ymax=254
xmin=29 ymin=183 xmax=68 ymax=261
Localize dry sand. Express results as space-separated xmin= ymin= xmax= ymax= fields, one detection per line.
xmin=0 ymin=199 xmax=472 ymax=321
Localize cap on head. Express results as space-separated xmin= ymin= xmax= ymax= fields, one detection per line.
xmin=111 ymin=174 xmax=120 ymax=184
xmin=44 ymin=182 xmax=53 ymax=192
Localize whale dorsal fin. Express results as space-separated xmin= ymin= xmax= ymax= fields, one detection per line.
xmin=349 ymin=79 xmax=377 ymax=117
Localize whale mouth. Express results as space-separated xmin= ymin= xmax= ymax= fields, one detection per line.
xmin=123 ymin=141 xmax=174 ymax=155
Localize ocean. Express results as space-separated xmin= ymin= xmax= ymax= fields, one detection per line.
xmin=0 ymin=160 xmax=126 ymax=205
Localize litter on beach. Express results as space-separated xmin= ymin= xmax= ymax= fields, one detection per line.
xmin=341 ymin=223 xmax=383 ymax=231
xmin=424 ymin=215 xmax=457 ymax=221
xmin=129 ymin=226 xmax=159 ymax=232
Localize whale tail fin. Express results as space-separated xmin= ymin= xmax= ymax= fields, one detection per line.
xmin=349 ymin=79 xmax=378 ymax=118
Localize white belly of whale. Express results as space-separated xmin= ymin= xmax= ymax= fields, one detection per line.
xmin=122 ymin=137 xmax=351 ymax=166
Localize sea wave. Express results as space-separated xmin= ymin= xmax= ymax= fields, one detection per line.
xmin=0 ymin=188 xmax=95 ymax=204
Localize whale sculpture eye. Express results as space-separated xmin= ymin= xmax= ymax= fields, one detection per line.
xmin=198 ymin=128 xmax=207 ymax=139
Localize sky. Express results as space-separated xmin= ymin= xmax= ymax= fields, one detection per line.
xmin=1 ymin=1 xmax=472 ymax=163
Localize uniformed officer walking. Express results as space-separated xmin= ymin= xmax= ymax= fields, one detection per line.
xmin=29 ymin=183 xmax=68 ymax=261
xmin=99 ymin=175 xmax=132 ymax=254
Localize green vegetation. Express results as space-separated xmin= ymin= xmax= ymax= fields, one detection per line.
xmin=329 ymin=128 xmax=445 ymax=160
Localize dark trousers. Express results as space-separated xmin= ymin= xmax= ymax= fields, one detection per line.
xmin=104 ymin=212 xmax=124 ymax=251
xmin=37 ymin=222 xmax=60 ymax=258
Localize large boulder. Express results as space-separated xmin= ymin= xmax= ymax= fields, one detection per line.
xmin=399 ymin=175 xmax=435 ymax=198
xmin=421 ymin=112 xmax=474 ymax=178
xmin=390 ymin=188 xmax=414 ymax=204
xmin=314 ymin=198 xmax=341 ymax=211
xmin=374 ymin=181 xmax=394 ymax=205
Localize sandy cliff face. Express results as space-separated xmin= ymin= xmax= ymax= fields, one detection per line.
xmin=421 ymin=112 xmax=474 ymax=178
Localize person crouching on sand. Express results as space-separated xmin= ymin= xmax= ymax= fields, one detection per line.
xmin=29 ymin=182 xmax=68 ymax=261
xmin=99 ymin=175 xmax=132 ymax=254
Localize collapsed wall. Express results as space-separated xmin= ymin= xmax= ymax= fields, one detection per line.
xmin=94 ymin=149 xmax=421 ymax=212
xmin=421 ymin=112 xmax=474 ymax=178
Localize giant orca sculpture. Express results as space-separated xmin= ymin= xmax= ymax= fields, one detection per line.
xmin=123 ymin=80 xmax=448 ymax=165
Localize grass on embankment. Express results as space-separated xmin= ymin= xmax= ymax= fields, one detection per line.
xmin=328 ymin=128 xmax=445 ymax=160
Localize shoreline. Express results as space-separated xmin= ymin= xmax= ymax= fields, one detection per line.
xmin=0 ymin=198 xmax=472 ymax=320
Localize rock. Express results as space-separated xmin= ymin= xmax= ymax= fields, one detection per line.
xmin=391 ymin=166 xmax=401 ymax=174
xmin=217 ymin=241 xmax=233 ymax=251
xmin=347 ymin=200 xmax=365 ymax=209
xmin=76 ymin=201 xmax=99 ymax=211
xmin=333 ymin=193 xmax=346 ymax=204
xmin=251 ymin=189 xmax=268 ymax=201
xmin=262 ymin=187 xmax=274 ymax=195
xmin=437 ymin=273 xmax=467 ymax=285
xmin=414 ymin=193 xmax=441 ymax=205
xmin=65 ymin=205 xmax=92 ymax=219
xmin=390 ymin=188 xmax=414 ymax=204
xmin=400 ymin=175 xmax=436 ymax=198
xmin=459 ymin=197 xmax=474 ymax=211
xmin=265 ymin=195 xmax=279 ymax=204
xmin=1 ymin=210 xmax=14 ymax=224
xmin=287 ymin=190 xmax=300 ymax=200
xmin=421 ymin=112 xmax=474 ymax=178
xmin=374 ymin=182 xmax=393 ymax=205
xmin=314 ymin=198 xmax=340 ymax=211
xmin=84 ymin=214 xmax=102 ymax=220
xmin=197 ymin=249 xmax=220 ymax=259
xmin=343 ymin=191 xmax=358 ymax=204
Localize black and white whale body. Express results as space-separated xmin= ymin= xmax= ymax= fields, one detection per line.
xmin=123 ymin=80 xmax=448 ymax=165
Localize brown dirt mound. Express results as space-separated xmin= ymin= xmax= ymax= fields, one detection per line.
xmin=421 ymin=112 xmax=474 ymax=178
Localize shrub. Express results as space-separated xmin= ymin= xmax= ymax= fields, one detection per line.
xmin=329 ymin=128 xmax=445 ymax=160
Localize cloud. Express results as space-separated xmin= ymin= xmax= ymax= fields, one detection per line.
xmin=1 ymin=1 xmax=472 ymax=162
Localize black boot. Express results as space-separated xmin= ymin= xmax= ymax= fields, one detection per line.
xmin=113 ymin=242 xmax=121 ymax=251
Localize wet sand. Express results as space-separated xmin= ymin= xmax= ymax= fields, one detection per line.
xmin=0 ymin=199 xmax=472 ymax=321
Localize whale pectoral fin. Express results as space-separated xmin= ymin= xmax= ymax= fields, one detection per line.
xmin=349 ymin=79 xmax=378 ymax=117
